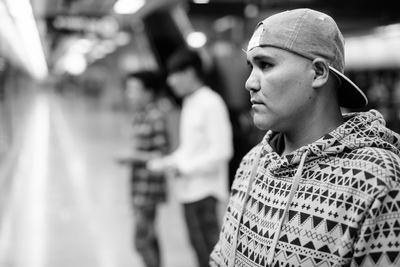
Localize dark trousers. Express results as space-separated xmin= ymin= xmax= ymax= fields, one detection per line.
xmin=183 ymin=196 xmax=220 ymax=267
xmin=133 ymin=205 xmax=161 ymax=267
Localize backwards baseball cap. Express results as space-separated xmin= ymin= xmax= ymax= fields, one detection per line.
xmin=247 ymin=8 xmax=368 ymax=109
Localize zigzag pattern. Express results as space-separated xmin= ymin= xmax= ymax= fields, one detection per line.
xmin=210 ymin=110 xmax=400 ymax=267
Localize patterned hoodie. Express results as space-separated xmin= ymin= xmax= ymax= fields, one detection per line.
xmin=210 ymin=110 xmax=400 ymax=267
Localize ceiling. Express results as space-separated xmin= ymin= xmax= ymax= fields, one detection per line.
xmin=2 ymin=0 xmax=400 ymax=78
xmin=32 ymin=0 xmax=400 ymax=32
xmin=187 ymin=0 xmax=400 ymax=34
xmin=32 ymin=0 xmax=400 ymax=56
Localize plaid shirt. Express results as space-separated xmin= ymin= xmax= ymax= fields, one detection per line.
xmin=130 ymin=102 xmax=169 ymax=207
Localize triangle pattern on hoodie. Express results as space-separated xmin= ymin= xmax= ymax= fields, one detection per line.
xmin=210 ymin=110 xmax=400 ymax=267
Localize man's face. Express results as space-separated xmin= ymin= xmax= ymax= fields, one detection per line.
xmin=246 ymin=46 xmax=316 ymax=132
xmin=125 ymin=78 xmax=152 ymax=110
xmin=167 ymin=68 xmax=193 ymax=98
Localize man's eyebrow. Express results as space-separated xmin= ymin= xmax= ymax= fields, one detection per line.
xmin=248 ymin=54 xmax=274 ymax=63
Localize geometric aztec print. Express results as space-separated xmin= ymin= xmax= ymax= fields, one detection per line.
xmin=210 ymin=110 xmax=400 ymax=267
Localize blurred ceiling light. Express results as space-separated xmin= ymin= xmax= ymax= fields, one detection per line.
xmin=89 ymin=46 xmax=108 ymax=60
xmin=345 ymin=34 xmax=400 ymax=69
xmin=214 ymin=16 xmax=235 ymax=32
xmin=5 ymin=0 xmax=32 ymax=18
xmin=244 ymin=4 xmax=259 ymax=18
xmin=115 ymin=31 xmax=131 ymax=46
xmin=113 ymin=0 xmax=145 ymax=14
xmin=0 ymin=1 xmax=26 ymax=70
xmin=374 ymin=23 xmax=400 ymax=38
xmin=4 ymin=0 xmax=48 ymax=80
xmin=344 ymin=22 xmax=400 ymax=70
xmin=72 ymin=38 xmax=93 ymax=54
xmin=193 ymin=0 xmax=210 ymax=3
xmin=90 ymin=50 xmax=106 ymax=60
xmin=63 ymin=53 xmax=87 ymax=75
xmin=101 ymin=40 xmax=117 ymax=54
xmin=186 ymin=31 xmax=207 ymax=48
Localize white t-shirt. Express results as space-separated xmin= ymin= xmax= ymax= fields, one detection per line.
xmin=168 ymin=86 xmax=233 ymax=203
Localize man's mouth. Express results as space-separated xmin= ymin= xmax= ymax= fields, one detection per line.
xmin=250 ymin=99 xmax=262 ymax=105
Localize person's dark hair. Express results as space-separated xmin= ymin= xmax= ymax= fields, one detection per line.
xmin=125 ymin=70 xmax=164 ymax=94
xmin=166 ymin=48 xmax=204 ymax=80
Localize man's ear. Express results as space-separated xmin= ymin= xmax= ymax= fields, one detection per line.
xmin=311 ymin=58 xmax=330 ymax=88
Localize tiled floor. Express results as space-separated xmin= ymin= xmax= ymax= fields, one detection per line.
xmin=0 ymin=91 xmax=197 ymax=267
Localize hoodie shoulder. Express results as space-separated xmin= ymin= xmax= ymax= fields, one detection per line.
xmin=349 ymin=146 xmax=400 ymax=186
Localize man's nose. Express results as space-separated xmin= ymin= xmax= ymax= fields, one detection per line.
xmin=245 ymin=72 xmax=260 ymax=92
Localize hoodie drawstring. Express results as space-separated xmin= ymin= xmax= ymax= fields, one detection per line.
xmin=229 ymin=149 xmax=309 ymax=267
xmin=228 ymin=147 xmax=262 ymax=267
xmin=266 ymin=150 xmax=309 ymax=266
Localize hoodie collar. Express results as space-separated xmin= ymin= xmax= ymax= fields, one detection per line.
xmin=261 ymin=109 xmax=400 ymax=170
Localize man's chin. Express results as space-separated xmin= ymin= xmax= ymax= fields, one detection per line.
xmin=253 ymin=117 xmax=270 ymax=131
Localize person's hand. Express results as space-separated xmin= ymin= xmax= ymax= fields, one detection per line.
xmin=165 ymin=166 xmax=181 ymax=178
xmin=147 ymin=158 xmax=166 ymax=173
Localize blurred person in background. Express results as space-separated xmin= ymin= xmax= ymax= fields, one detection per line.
xmin=210 ymin=8 xmax=400 ymax=267
xmin=148 ymin=48 xmax=233 ymax=267
xmin=116 ymin=70 xmax=170 ymax=267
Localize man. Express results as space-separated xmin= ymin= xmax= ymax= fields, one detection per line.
xmin=116 ymin=70 xmax=169 ymax=267
xmin=148 ymin=48 xmax=233 ymax=267
xmin=210 ymin=8 xmax=400 ymax=267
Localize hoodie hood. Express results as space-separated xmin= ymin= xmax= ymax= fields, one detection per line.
xmin=261 ymin=109 xmax=400 ymax=169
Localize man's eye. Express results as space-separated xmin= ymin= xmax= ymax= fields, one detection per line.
xmin=258 ymin=61 xmax=271 ymax=69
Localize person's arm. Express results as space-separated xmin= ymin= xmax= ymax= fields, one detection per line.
xmin=351 ymin=184 xmax=400 ymax=267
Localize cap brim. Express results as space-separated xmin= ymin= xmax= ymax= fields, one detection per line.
xmin=329 ymin=66 xmax=368 ymax=109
